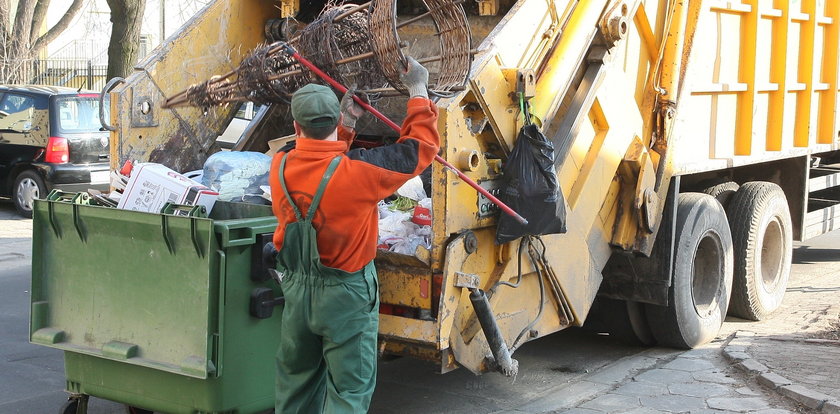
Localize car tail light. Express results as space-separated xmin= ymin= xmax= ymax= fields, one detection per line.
xmin=45 ymin=136 xmax=69 ymax=164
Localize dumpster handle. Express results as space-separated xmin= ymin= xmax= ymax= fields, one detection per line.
xmin=161 ymin=214 xmax=175 ymax=254
xmin=47 ymin=201 xmax=62 ymax=239
xmin=190 ymin=217 xmax=205 ymax=258
xmin=72 ymin=204 xmax=87 ymax=243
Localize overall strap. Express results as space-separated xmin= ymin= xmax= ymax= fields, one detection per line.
xmin=278 ymin=153 xmax=304 ymax=222
xmin=306 ymin=155 xmax=343 ymax=220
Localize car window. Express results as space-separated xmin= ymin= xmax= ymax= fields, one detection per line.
xmin=0 ymin=94 xmax=35 ymax=132
xmin=55 ymin=96 xmax=105 ymax=133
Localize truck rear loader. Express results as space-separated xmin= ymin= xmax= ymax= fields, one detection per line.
xmin=29 ymin=0 xmax=840 ymax=412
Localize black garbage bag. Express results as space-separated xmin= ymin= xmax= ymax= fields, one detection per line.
xmin=495 ymin=122 xmax=567 ymax=244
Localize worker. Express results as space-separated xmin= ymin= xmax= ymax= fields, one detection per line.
xmin=269 ymin=57 xmax=440 ymax=414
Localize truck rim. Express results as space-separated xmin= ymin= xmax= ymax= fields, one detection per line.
xmin=16 ymin=177 xmax=40 ymax=212
xmin=760 ymin=217 xmax=784 ymax=292
xmin=691 ymin=231 xmax=724 ymax=318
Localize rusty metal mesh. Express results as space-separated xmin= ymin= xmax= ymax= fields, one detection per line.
xmin=165 ymin=0 xmax=472 ymax=108
xmin=369 ymin=0 xmax=472 ymax=95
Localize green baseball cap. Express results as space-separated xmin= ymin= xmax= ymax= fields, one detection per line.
xmin=291 ymin=83 xmax=340 ymax=129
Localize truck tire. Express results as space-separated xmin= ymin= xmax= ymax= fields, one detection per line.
xmin=726 ymin=182 xmax=792 ymax=321
xmin=645 ymin=193 xmax=733 ymax=349
xmin=13 ymin=170 xmax=46 ymax=219
xmin=701 ymin=181 xmax=739 ymax=209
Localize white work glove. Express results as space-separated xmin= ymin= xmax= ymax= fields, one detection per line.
xmin=340 ymin=88 xmax=366 ymax=129
xmin=399 ymin=57 xmax=429 ymax=99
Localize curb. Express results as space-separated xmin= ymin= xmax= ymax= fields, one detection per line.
xmin=723 ymin=331 xmax=840 ymax=413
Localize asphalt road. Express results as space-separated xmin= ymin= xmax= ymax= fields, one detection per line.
xmin=0 ymin=200 xmax=649 ymax=414
xmin=1 ymin=199 xmax=836 ymax=413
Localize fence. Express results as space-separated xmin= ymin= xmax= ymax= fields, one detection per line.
xmin=0 ymin=59 xmax=109 ymax=91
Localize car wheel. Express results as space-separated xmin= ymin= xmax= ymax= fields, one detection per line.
xmin=726 ymin=182 xmax=792 ymax=321
xmin=645 ymin=193 xmax=734 ymax=349
xmin=13 ymin=170 xmax=46 ymax=218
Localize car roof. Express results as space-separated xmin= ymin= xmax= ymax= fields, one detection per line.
xmin=0 ymin=84 xmax=98 ymax=96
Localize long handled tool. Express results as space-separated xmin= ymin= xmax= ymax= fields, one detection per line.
xmin=279 ymin=43 xmax=529 ymax=226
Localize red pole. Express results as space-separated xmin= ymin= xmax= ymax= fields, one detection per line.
xmin=281 ymin=43 xmax=529 ymax=226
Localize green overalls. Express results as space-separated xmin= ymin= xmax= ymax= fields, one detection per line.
xmin=274 ymin=154 xmax=380 ymax=414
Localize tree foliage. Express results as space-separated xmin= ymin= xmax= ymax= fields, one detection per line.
xmin=0 ymin=0 xmax=84 ymax=83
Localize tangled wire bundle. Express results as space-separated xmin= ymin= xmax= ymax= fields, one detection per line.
xmin=369 ymin=0 xmax=471 ymax=94
xmin=163 ymin=0 xmax=472 ymax=109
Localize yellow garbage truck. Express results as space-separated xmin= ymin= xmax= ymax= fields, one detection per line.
xmin=105 ymin=0 xmax=840 ymax=376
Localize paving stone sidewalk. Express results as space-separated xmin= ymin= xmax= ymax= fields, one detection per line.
xmin=549 ymin=235 xmax=840 ymax=414
xmin=551 ymin=343 xmax=801 ymax=414
xmin=718 ymin=239 xmax=840 ymax=413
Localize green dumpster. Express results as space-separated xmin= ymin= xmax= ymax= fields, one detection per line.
xmin=30 ymin=197 xmax=281 ymax=414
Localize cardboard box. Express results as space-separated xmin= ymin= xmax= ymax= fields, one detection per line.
xmin=265 ymin=134 xmax=296 ymax=156
xmin=117 ymin=163 xmax=218 ymax=214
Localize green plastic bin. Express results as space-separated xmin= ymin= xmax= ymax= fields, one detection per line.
xmin=30 ymin=198 xmax=281 ymax=414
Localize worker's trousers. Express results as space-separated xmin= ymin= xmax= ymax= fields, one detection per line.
xmin=275 ymin=261 xmax=379 ymax=414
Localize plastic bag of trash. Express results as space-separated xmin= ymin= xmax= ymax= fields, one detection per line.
xmin=202 ymin=151 xmax=272 ymax=202
xmin=495 ymin=112 xmax=567 ymax=244
xmin=397 ymin=175 xmax=427 ymax=201
xmin=377 ymin=198 xmax=432 ymax=254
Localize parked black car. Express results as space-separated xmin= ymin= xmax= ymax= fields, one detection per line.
xmin=0 ymin=85 xmax=110 ymax=217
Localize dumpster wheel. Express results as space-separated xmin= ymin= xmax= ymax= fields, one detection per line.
xmin=126 ymin=405 xmax=154 ymax=414
xmin=59 ymin=394 xmax=88 ymax=414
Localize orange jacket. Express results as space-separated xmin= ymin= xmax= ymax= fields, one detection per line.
xmin=269 ymin=97 xmax=440 ymax=272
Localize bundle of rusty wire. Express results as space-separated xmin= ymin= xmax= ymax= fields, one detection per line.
xmin=163 ymin=0 xmax=473 ymax=109
xmin=164 ymin=3 xmax=383 ymax=108
xmin=369 ymin=0 xmax=472 ymax=95
xmin=179 ymin=44 xmax=302 ymax=108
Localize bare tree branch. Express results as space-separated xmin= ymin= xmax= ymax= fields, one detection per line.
xmin=30 ymin=0 xmax=51 ymax=46
xmin=31 ymin=0 xmax=84 ymax=54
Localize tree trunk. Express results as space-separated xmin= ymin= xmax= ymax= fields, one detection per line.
xmin=30 ymin=0 xmax=50 ymax=46
xmin=106 ymin=0 xmax=146 ymax=80
xmin=0 ymin=0 xmax=11 ymax=81
xmin=9 ymin=0 xmax=35 ymax=81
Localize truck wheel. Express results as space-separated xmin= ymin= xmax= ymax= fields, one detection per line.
xmin=13 ymin=170 xmax=46 ymax=218
xmin=701 ymin=181 xmax=739 ymax=209
xmin=645 ymin=193 xmax=733 ymax=349
xmin=726 ymin=182 xmax=792 ymax=321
